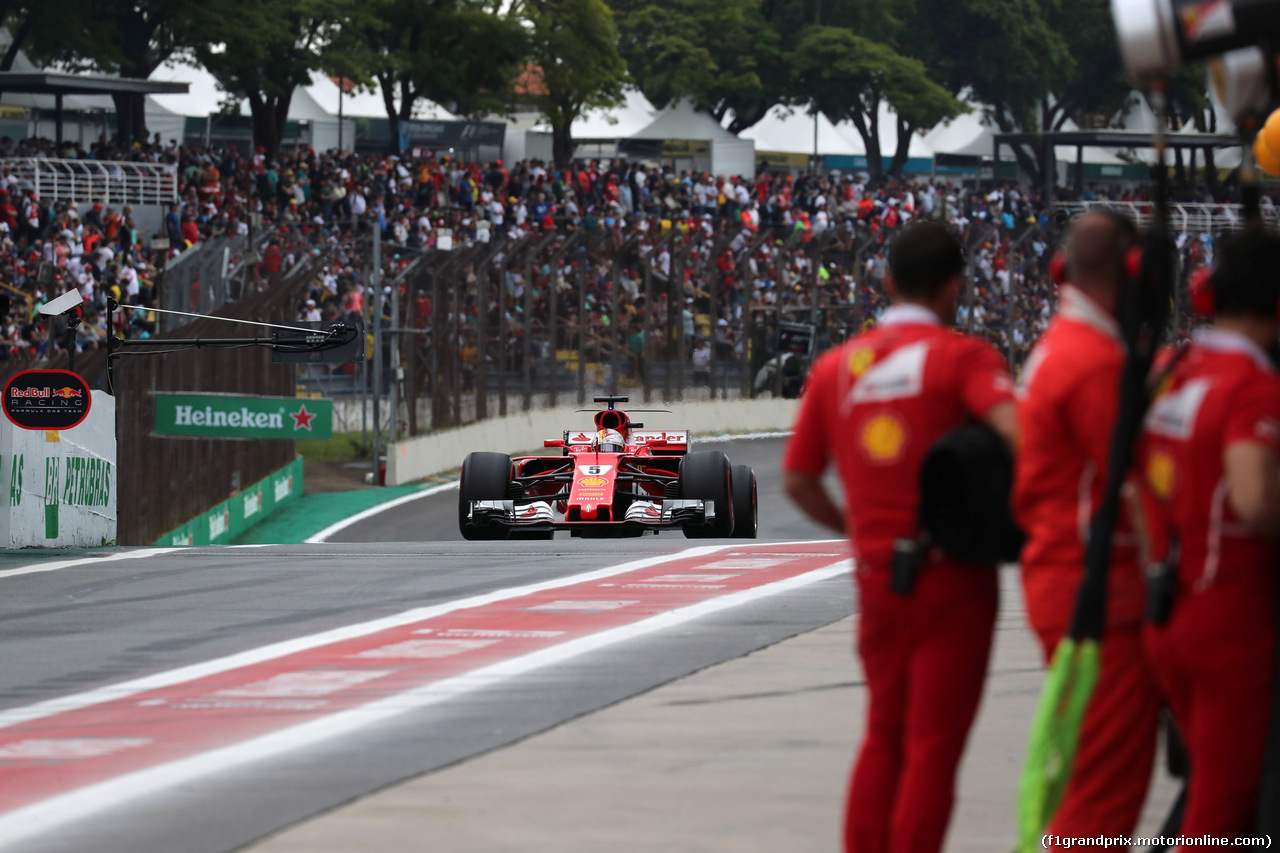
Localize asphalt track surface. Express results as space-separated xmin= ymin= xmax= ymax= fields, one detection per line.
xmin=0 ymin=437 xmax=851 ymax=853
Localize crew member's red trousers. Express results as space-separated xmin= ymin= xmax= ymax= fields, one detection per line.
xmin=1033 ymin=624 xmax=1160 ymax=848
xmin=1145 ymin=588 xmax=1274 ymax=844
xmin=846 ymin=561 xmax=997 ymax=853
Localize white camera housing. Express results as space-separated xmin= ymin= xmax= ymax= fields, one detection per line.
xmin=38 ymin=290 xmax=86 ymax=318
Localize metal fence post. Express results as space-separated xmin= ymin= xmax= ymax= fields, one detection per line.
xmin=371 ymin=224 xmax=382 ymax=484
xmin=390 ymin=251 xmax=400 ymax=445
xmin=577 ymin=252 xmax=587 ymax=405
xmin=740 ymin=230 xmax=769 ymax=399
xmin=610 ymin=256 xmax=621 ymax=396
xmin=641 ymin=242 xmax=654 ymax=405
xmin=545 ymin=232 xmax=579 ymax=410
xmin=548 ymin=250 xmax=559 ymax=410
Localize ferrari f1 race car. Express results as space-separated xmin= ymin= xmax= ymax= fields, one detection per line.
xmin=458 ymin=396 xmax=758 ymax=540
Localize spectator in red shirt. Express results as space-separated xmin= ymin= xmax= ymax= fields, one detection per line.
xmin=1138 ymin=225 xmax=1280 ymax=841
xmin=180 ymin=214 xmax=200 ymax=249
xmin=0 ymin=189 xmax=15 ymax=232
xmin=783 ymin=221 xmax=1016 ymax=853
xmin=1012 ymin=211 xmax=1160 ymax=845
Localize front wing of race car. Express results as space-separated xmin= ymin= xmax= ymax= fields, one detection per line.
xmin=465 ymin=498 xmax=716 ymax=535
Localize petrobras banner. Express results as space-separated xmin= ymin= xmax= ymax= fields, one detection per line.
xmin=155 ymin=394 xmax=332 ymax=441
xmin=0 ymin=390 xmax=117 ymax=547
xmin=155 ymin=457 xmax=303 ymax=547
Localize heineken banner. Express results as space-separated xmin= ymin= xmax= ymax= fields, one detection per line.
xmin=155 ymin=457 xmax=303 ymax=547
xmin=155 ymin=394 xmax=332 ymax=441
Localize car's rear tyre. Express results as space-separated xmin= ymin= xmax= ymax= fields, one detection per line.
xmin=730 ymin=464 xmax=758 ymax=539
xmin=458 ymin=452 xmax=513 ymax=541
xmin=679 ymin=451 xmax=735 ymax=538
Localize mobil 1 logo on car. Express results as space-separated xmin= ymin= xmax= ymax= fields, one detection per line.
xmin=2 ymin=369 xmax=91 ymax=431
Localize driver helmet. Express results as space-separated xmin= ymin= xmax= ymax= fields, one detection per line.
xmin=595 ymin=429 xmax=626 ymax=453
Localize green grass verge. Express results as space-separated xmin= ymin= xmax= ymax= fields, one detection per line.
xmin=297 ymin=431 xmax=390 ymax=464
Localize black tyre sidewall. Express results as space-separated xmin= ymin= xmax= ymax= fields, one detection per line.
xmin=679 ymin=451 xmax=735 ymax=538
xmin=730 ymin=464 xmax=758 ymax=539
xmin=458 ymin=452 xmax=513 ymax=540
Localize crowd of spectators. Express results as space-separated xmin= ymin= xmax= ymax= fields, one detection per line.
xmin=0 ymin=132 xmax=1250 ymax=394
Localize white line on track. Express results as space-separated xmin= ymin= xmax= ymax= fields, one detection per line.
xmin=0 ymin=548 xmax=182 ymax=581
xmin=0 ymin=544 xmax=761 ymax=731
xmin=305 ymin=431 xmax=793 ymax=543
xmin=0 ymin=556 xmax=849 ymax=849
xmin=305 ymin=480 xmax=460 ymax=544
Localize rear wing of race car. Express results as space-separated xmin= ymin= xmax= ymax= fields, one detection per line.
xmin=630 ymin=430 xmax=689 ymax=455
xmin=559 ymin=429 xmax=690 ymax=455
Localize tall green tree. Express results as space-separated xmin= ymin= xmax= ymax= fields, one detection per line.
xmin=610 ymin=0 xmax=772 ymax=128
xmin=0 ymin=0 xmax=91 ymax=72
xmin=902 ymin=0 xmax=1071 ymax=184
xmin=362 ymin=0 xmax=527 ymax=152
xmin=512 ymin=0 xmax=626 ymax=167
xmin=792 ymin=25 xmax=964 ymax=182
xmin=20 ymin=0 xmax=206 ymax=142
xmin=194 ymin=0 xmax=368 ymax=158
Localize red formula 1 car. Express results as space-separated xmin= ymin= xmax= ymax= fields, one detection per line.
xmin=458 ymin=396 xmax=758 ymax=540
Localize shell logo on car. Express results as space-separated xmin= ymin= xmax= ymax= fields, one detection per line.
xmin=578 ymin=477 xmax=608 ymax=487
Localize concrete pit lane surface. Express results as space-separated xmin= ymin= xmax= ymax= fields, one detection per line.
xmin=0 ymin=437 xmax=1180 ymax=852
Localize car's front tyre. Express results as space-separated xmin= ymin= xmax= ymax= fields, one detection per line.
xmin=730 ymin=464 xmax=758 ymax=539
xmin=458 ymin=452 xmax=513 ymax=541
xmin=679 ymin=451 xmax=735 ymax=538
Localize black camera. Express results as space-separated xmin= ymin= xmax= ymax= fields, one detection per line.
xmin=1114 ymin=0 xmax=1280 ymax=79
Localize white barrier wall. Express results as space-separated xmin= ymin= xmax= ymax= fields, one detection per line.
xmin=0 ymin=391 xmax=117 ymax=547
xmin=386 ymin=398 xmax=798 ymax=487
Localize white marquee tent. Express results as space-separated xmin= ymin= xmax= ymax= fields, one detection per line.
xmin=739 ymin=106 xmax=862 ymax=158
xmin=629 ymin=99 xmax=754 ymax=178
xmin=735 ymin=103 xmax=935 ymax=168
xmin=572 ymin=88 xmax=657 ymax=141
xmin=149 ymin=63 xmax=456 ymax=151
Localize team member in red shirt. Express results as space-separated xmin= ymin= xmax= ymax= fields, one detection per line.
xmin=1012 ymin=212 xmax=1159 ymax=844
xmin=1138 ymin=225 xmax=1280 ymax=841
xmin=783 ymin=221 xmax=1016 ymax=853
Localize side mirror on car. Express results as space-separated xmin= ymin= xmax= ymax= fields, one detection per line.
xmin=544 ymin=439 xmax=565 ymax=448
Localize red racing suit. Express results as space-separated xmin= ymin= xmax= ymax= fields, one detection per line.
xmin=1011 ymin=286 xmax=1160 ymax=843
xmin=1138 ymin=329 xmax=1280 ymax=843
xmin=783 ymin=303 xmax=1013 ymax=853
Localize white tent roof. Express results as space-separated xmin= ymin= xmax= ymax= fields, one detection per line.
xmin=631 ymin=99 xmax=739 ymax=141
xmin=923 ymin=107 xmax=999 ymax=158
xmin=922 ymin=103 xmax=1143 ymax=166
xmin=739 ymin=107 xmax=862 ymax=155
xmin=303 ymin=72 xmax=455 ymax=121
xmin=149 ymin=61 xmax=234 ymax=117
xmin=1051 ymin=116 xmax=1132 ymax=166
xmin=149 ymin=62 xmax=455 ymax=122
xmin=572 ymin=88 xmax=656 ymax=139
xmin=833 ymin=103 xmax=935 ymax=159
xmin=1113 ymin=92 xmax=1242 ymax=167
xmin=734 ymin=103 xmax=933 ymax=159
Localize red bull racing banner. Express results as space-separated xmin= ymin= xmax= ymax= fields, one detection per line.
xmin=2 ymin=370 xmax=92 ymax=431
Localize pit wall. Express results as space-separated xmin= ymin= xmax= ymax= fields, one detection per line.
xmin=154 ymin=457 xmax=303 ymax=547
xmin=0 ymin=391 xmax=117 ymax=548
xmin=385 ymin=399 xmax=799 ymax=487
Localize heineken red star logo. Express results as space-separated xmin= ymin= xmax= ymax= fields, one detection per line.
xmin=290 ymin=404 xmax=317 ymax=431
